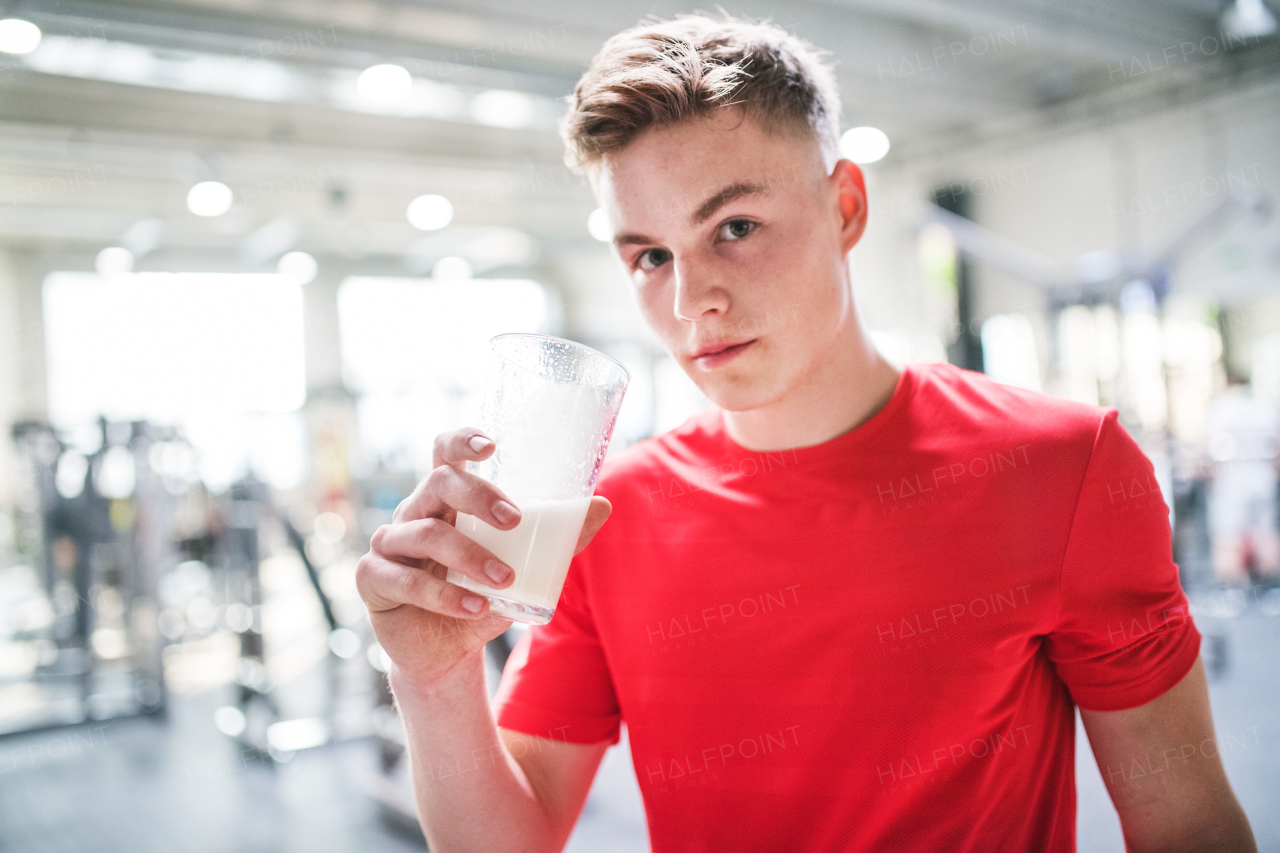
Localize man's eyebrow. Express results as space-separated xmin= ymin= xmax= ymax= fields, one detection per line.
xmin=692 ymin=181 xmax=769 ymax=224
xmin=613 ymin=232 xmax=657 ymax=247
xmin=610 ymin=181 xmax=769 ymax=247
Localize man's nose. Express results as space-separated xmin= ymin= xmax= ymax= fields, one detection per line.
xmin=672 ymin=254 xmax=730 ymax=322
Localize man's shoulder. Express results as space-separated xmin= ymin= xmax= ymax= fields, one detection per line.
xmin=910 ymin=361 xmax=1112 ymax=449
xmin=590 ymin=363 xmax=1120 ymax=500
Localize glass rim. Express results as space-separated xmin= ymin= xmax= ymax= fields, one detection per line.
xmin=489 ymin=332 xmax=629 ymax=380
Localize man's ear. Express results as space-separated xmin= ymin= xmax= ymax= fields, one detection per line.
xmin=832 ymin=159 xmax=868 ymax=253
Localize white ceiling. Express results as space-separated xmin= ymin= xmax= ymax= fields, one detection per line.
xmin=1 ymin=0 xmax=1276 ymax=273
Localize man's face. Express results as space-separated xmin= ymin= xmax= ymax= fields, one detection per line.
xmin=596 ymin=112 xmax=867 ymax=412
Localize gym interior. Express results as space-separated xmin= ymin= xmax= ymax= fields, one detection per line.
xmin=0 ymin=1 xmax=1278 ymax=851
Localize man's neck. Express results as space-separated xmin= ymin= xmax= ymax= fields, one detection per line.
xmin=721 ymin=326 xmax=901 ymax=453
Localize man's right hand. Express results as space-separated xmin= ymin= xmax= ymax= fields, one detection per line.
xmin=356 ymin=427 xmax=520 ymax=688
xmin=355 ymin=428 xmax=612 ymax=691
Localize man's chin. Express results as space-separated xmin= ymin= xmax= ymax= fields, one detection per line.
xmin=689 ymin=372 xmax=783 ymax=414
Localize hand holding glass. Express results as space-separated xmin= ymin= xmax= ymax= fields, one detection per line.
xmin=445 ymin=334 xmax=628 ymax=624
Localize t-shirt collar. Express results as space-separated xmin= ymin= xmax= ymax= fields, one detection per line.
xmin=710 ymin=363 xmax=917 ymax=465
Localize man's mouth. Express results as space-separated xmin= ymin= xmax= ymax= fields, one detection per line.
xmin=692 ymin=338 xmax=757 ymax=367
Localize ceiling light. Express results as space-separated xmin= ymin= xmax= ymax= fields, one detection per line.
xmin=587 ymin=208 xmax=612 ymax=242
xmin=1222 ymin=0 xmax=1277 ymax=39
xmin=432 ymin=256 xmax=472 ymax=280
xmin=471 ymin=89 xmax=535 ymax=128
xmin=0 ymin=19 xmax=41 ymax=55
xmin=357 ymin=64 xmax=413 ymax=103
xmin=840 ymin=126 xmax=891 ymax=164
xmin=187 ymin=181 xmax=234 ymax=217
xmin=95 ymin=247 xmax=134 ymax=277
xmin=277 ymin=251 xmax=318 ymax=284
xmin=406 ymin=194 xmax=453 ymax=230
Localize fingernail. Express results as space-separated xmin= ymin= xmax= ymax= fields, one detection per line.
xmin=468 ymin=435 xmax=493 ymax=453
xmin=461 ymin=594 xmax=485 ymax=613
xmin=492 ymin=500 xmax=519 ymax=525
xmin=485 ymin=560 xmax=513 ymax=585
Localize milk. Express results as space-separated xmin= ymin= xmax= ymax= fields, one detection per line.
xmin=448 ymin=496 xmax=593 ymax=623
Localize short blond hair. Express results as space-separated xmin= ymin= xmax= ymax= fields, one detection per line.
xmin=561 ymin=14 xmax=841 ymax=174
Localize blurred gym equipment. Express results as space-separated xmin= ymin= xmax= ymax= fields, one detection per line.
xmin=2 ymin=418 xmax=178 ymax=734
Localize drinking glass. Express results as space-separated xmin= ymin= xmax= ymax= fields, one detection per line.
xmin=445 ymin=333 xmax=629 ymax=624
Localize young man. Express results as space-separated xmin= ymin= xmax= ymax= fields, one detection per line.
xmin=357 ymin=15 xmax=1256 ymax=852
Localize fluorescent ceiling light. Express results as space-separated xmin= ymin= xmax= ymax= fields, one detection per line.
xmin=406 ymin=194 xmax=453 ymax=230
xmin=357 ymin=63 xmax=413 ymax=103
xmin=25 ymin=36 xmax=293 ymax=100
xmin=187 ymin=181 xmax=233 ymax=216
xmin=18 ymin=35 xmax=558 ymax=128
xmin=0 ymin=19 xmax=41 ymax=55
xmin=1222 ymin=0 xmax=1278 ymax=39
xmin=840 ymin=126 xmax=891 ymax=164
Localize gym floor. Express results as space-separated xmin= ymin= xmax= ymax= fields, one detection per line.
xmin=0 ymin=594 xmax=1276 ymax=853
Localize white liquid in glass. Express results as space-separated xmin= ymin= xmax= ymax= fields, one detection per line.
xmin=449 ymin=497 xmax=592 ymax=616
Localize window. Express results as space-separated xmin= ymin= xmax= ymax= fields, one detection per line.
xmin=42 ymin=272 xmax=306 ymax=489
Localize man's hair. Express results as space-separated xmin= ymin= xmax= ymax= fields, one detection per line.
xmin=561 ymin=14 xmax=841 ymax=175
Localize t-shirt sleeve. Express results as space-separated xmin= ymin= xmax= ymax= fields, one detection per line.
xmin=1044 ymin=410 xmax=1202 ymax=712
xmin=492 ymin=549 xmax=622 ymax=745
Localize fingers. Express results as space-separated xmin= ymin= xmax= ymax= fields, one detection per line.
xmin=433 ymin=426 xmax=495 ymax=469
xmin=356 ymin=552 xmax=491 ymax=619
xmin=573 ymin=496 xmax=612 ymax=556
xmin=394 ymin=463 xmax=522 ymax=529
xmin=373 ymin=518 xmax=515 ymax=589
xmin=391 ymin=422 xmax=491 ymax=517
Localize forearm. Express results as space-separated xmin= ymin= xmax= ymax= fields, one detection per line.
xmin=1085 ymin=660 xmax=1257 ymax=853
xmin=1124 ymin=796 xmax=1256 ymax=853
xmin=392 ymin=652 xmax=559 ymax=853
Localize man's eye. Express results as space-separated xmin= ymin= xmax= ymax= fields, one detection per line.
xmin=718 ymin=219 xmax=755 ymax=240
xmin=637 ymin=248 xmax=672 ymax=271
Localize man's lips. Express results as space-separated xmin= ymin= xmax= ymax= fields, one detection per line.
xmin=693 ymin=337 xmax=756 ymax=358
xmin=691 ymin=338 xmax=757 ymax=364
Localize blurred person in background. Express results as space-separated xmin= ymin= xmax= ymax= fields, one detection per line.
xmin=357 ymin=13 xmax=1255 ymax=853
xmin=1206 ymin=371 xmax=1280 ymax=588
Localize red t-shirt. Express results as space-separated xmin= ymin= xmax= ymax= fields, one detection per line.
xmin=494 ymin=362 xmax=1200 ymax=852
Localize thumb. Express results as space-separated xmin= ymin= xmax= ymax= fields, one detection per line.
xmin=573 ymin=496 xmax=612 ymax=556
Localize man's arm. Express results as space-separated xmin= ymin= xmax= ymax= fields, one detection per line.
xmin=392 ymin=654 xmax=609 ymax=853
xmin=356 ymin=427 xmax=617 ymax=852
xmin=1080 ymin=656 xmax=1256 ymax=853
